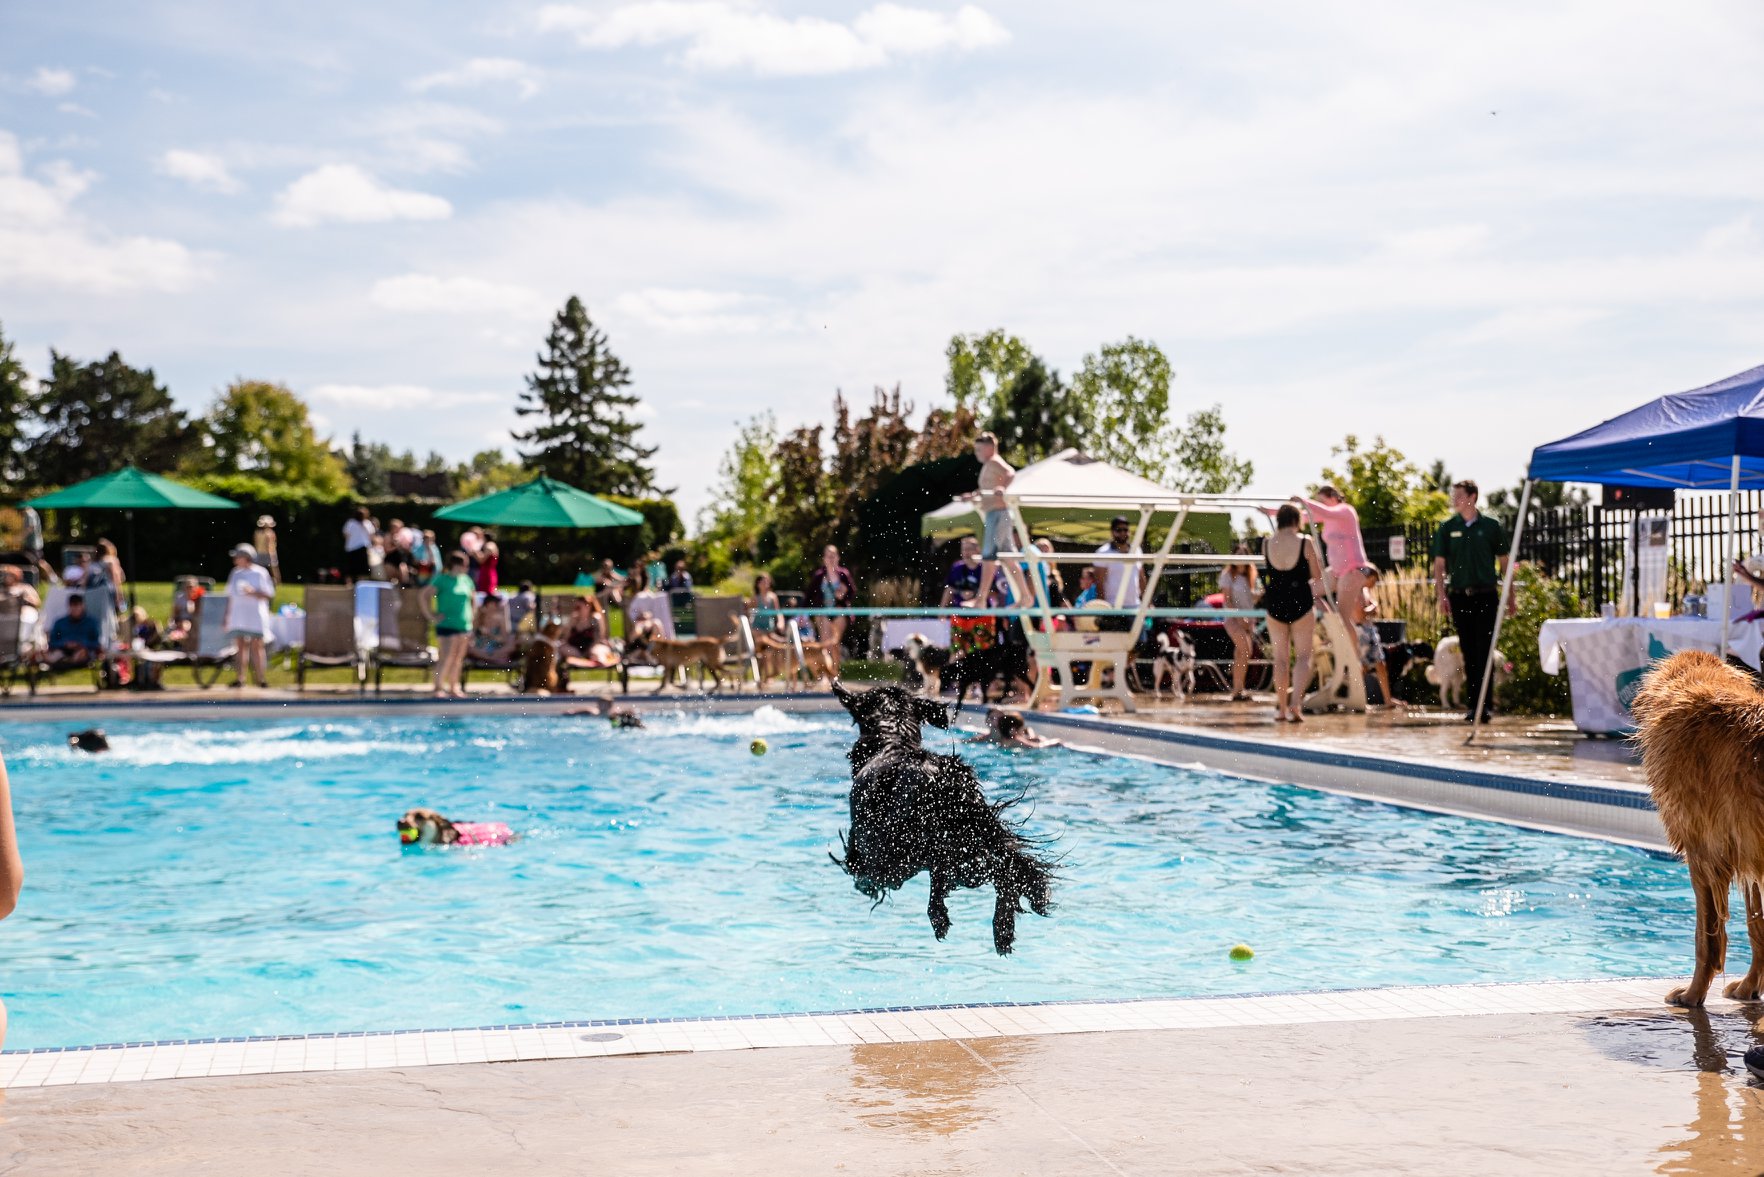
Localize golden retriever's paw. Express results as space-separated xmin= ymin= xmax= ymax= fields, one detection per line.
xmin=1667 ymin=986 xmax=1708 ymax=1008
xmin=1725 ymin=978 xmax=1764 ymax=1001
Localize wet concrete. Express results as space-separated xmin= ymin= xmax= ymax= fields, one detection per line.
xmin=10 ymin=1008 xmax=1764 ymax=1175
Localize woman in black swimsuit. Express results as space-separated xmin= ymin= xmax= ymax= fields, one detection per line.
xmin=1261 ymin=503 xmax=1327 ymax=724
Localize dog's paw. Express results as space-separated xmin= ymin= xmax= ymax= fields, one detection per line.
xmin=1725 ymin=978 xmax=1764 ymax=1001
xmin=1666 ymin=986 xmax=1708 ymax=1008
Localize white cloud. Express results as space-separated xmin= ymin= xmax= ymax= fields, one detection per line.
xmin=410 ymin=57 xmax=541 ymax=100
xmin=356 ymin=102 xmax=502 ymax=175
xmin=272 ymin=164 xmax=451 ymax=228
xmin=25 ymin=67 xmax=76 ymax=97
xmin=611 ymin=287 xmax=793 ymax=333
xmin=157 ymin=149 xmax=243 ymax=194
xmin=308 ymin=383 xmax=503 ymax=410
xmin=536 ymin=1 xmax=1007 ymax=75
xmin=0 ymin=131 xmax=204 ymax=294
xmin=370 ymin=274 xmax=549 ymax=318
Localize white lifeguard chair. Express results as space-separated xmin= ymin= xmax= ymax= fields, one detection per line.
xmin=921 ymin=450 xmax=1291 ymax=713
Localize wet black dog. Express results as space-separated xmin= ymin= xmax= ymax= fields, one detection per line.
xmin=941 ymin=642 xmax=1034 ymax=713
xmin=829 ymin=680 xmax=1055 ymax=955
xmin=68 ymin=729 xmax=109 ymax=753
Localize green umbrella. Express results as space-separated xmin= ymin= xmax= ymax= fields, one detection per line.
xmin=434 ymin=476 xmax=644 ymax=529
xmin=26 ymin=467 xmax=240 ymax=605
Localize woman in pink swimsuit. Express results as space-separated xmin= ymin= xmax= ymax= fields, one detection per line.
xmin=1297 ymin=487 xmax=1373 ymax=627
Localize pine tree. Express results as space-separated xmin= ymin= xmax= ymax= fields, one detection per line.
xmin=514 ymin=297 xmax=658 ymax=495
xmin=0 ymin=322 xmax=31 ymax=491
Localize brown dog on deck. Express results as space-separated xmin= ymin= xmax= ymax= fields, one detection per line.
xmin=521 ymin=617 xmax=564 ymax=695
xmin=1632 ymin=649 xmax=1764 ymax=1006
xmin=650 ymin=636 xmax=725 ymax=692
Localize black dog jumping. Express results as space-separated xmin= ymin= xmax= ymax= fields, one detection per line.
xmin=829 ymin=680 xmax=1054 ymax=955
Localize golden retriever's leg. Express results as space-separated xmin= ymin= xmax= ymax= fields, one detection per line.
xmin=1669 ymin=863 xmax=1731 ymax=1008
xmin=1725 ymin=880 xmax=1764 ymax=1001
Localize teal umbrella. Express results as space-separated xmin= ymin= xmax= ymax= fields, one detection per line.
xmin=26 ymin=467 xmax=240 ymax=605
xmin=433 ymin=476 xmax=644 ymax=529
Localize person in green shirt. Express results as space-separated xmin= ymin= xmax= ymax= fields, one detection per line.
xmin=1430 ymin=479 xmax=1513 ymax=722
xmin=425 ymin=551 xmax=477 ymax=698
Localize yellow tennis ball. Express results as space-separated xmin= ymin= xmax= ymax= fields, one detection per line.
xmin=750 ymin=738 xmax=768 ymax=756
xmin=1228 ymin=944 xmax=1254 ymax=962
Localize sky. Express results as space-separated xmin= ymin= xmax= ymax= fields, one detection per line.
xmin=2 ymin=1 xmax=1762 ymax=525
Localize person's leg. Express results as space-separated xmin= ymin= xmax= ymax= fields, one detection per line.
xmin=434 ymin=636 xmax=452 ymax=694
xmin=1336 ymin=566 xmax=1369 ymax=628
xmin=1451 ymin=590 xmax=1497 ymax=718
xmin=1225 ymin=618 xmax=1251 ymax=698
xmin=253 ymin=637 xmax=270 ymax=686
xmin=1289 ymin=612 xmax=1317 ymax=721
xmin=1267 ymin=619 xmax=1292 ymax=719
xmin=1374 ymin=661 xmax=1392 ymax=707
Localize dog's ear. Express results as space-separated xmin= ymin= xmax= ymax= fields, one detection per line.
xmin=914 ymin=696 xmax=951 ymax=729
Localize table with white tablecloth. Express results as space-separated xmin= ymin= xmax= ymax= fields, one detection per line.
xmin=1537 ymin=615 xmax=1764 ymax=734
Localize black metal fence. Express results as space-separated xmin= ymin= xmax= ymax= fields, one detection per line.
xmin=1360 ymin=492 xmax=1764 ymax=614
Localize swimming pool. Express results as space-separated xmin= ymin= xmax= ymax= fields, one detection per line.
xmin=0 ymin=707 xmax=1698 ymax=1051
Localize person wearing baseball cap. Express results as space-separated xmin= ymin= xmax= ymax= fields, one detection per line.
xmin=223 ymin=542 xmax=276 ymax=688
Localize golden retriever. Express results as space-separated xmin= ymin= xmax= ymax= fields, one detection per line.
xmin=521 ymin=617 xmax=564 ymax=695
xmin=651 ymin=636 xmax=726 ymax=692
xmin=1632 ymin=649 xmax=1764 ymax=1006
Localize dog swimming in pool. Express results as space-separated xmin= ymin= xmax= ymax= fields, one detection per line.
xmin=829 ymin=680 xmax=1055 ymax=955
xmin=397 ymin=807 xmax=517 ymax=848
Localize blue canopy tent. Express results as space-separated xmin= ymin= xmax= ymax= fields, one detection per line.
xmin=1470 ymin=362 xmax=1764 ymax=740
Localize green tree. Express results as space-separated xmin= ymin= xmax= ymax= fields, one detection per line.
xmin=188 ymin=380 xmax=350 ymax=495
xmin=1485 ymin=479 xmax=1590 ymax=528
xmin=1319 ymin=435 xmax=1451 ymax=528
xmin=344 ymin=431 xmax=396 ymax=497
xmin=28 ymin=350 xmax=198 ymax=487
xmin=514 ymin=296 xmax=657 ymax=495
xmin=991 ymin=357 xmax=1078 ymax=463
xmin=946 ymin=329 xmax=1034 ymax=422
xmin=696 ymin=412 xmax=780 ymax=563
xmin=452 ymin=449 xmax=529 ymax=497
xmin=0 ymin=322 xmax=32 ymax=490
xmin=1068 ymin=336 xmax=1176 ymax=476
xmin=1165 ymin=405 xmax=1254 ymax=494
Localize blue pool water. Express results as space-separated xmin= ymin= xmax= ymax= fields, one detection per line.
xmin=0 ymin=708 xmax=1697 ymax=1051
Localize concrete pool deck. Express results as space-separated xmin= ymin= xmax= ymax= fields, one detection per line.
xmin=8 ymin=980 xmax=1764 ymax=1175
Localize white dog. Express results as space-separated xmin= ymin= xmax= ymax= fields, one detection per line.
xmin=1152 ymin=631 xmax=1197 ymax=701
xmin=1425 ymin=635 xmax=1509 ymax=709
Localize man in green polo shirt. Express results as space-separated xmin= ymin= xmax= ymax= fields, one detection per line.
xmin=1431 ymin=479 xmax=1511 ymax=722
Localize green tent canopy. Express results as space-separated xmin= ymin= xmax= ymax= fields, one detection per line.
xmin=26 ymin=467 xmax=239 ymax=511
xmin=433 ymin=476 xmax=645 ymax=529
xmin=25 ymin=467 xmax=240 ymax=604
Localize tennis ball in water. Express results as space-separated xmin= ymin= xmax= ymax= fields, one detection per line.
xmin=1228 ymin=944 xmax=1255 ymax=962
xmin=751 ymin=739 xmax=768 ymax=756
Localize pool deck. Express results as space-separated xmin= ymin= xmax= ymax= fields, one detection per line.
xmin=9 ymin=978 xmax=1764 ymax=1175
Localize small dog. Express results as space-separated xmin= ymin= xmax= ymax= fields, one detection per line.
xmin=887 ymin=634 xmax=950 ymax=696
xmin=830 ymin=680 xmax=1055 ymax=955
xmin=397 ymin=807 xmax=516 ymax=847
xmin=521 ymin=616 xmax=565 ymax=695
xmin=1151 ymin=631 xmax=1197 ymax=701
xmin=650 ymin=636 xmax=726 ymax=693
xmin=1632 ymin=650 xmax=1764 ymax=1006
xmin=942 ymin=642 xmax=1034 ymax=713
xmin=68 ymin=729 xmax=110 ymax=753
xmin=1425 ymin=636 xmax=1467 ymax=707
xmin=1424 ymin=635 xmax=1509 ymax=709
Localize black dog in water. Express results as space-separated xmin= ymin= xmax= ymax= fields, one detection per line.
xmin=829 ymin=680 xmax=1055 ymax=955
xmin=68 ymin=729 xmax=110 ymax=753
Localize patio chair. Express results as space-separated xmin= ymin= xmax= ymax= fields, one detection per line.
xmin=35 ymin=585 xmax=119 ymax=692
xmin=369 ymin=586 xmax=436 ymax=692
xmin=690 ymin=594 xmax=759 ymax=692
xmin=0 ymin=601 xmax=37 ymax=697
xmin=296 ymin=585 xmax=363 ymax=691
xmin=136 ymin=592 xmax=237 ymax=688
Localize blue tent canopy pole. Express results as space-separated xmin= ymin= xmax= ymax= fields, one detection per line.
xmin=1727 ymin=454 xmax=1742 ymax=657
